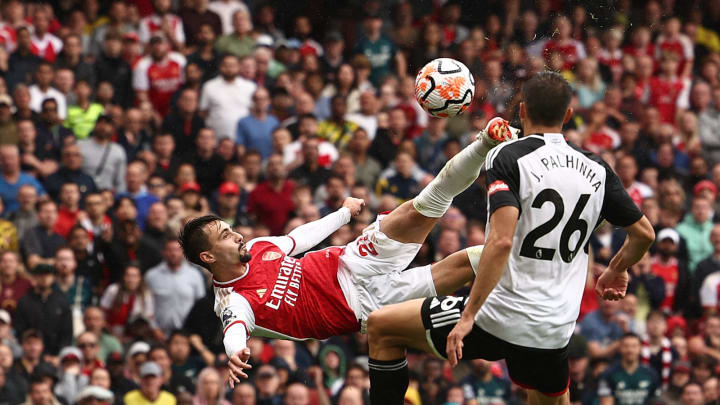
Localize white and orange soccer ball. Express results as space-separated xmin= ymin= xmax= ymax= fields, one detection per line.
xmin=414 ymin=58 xmax=475 ymax=118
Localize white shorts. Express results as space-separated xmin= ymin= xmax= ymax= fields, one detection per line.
xmin=337 ymin=214 xmax=436 ymax=329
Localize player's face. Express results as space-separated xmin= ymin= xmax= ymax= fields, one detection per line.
xmin=205 ymin=221 xmax=251 ymax=267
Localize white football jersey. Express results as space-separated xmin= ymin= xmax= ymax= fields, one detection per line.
xmin=476 ymin=133 xmax=642 ymax=349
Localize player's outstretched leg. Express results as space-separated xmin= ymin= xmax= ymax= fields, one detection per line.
xmin=380 ymin=118 xmax=516 ymax=244
xmin=367 ymin=299 xmax=430 ymax=405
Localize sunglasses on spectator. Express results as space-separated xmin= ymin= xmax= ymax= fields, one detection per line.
xmin=78 ymin=342 xmax=97 ymax=349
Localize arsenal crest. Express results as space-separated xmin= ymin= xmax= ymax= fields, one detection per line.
xmin=262 ymin=251 xmax=281 ymax=261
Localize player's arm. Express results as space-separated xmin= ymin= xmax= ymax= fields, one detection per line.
xmin=595 ymin=163 xmax=655 ymax=300
xmin=256 ymin=197 xmax=365 ymax=256
xmin=446 ymin=205 xmax=518 ymax=365
xmin=217 ymin=293 xmax=255 ymax=386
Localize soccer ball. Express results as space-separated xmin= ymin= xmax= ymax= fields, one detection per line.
xmin=414 ymin=58 xmax=475 ymax=118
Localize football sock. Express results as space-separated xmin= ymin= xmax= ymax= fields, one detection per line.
xmin=466 ymin=245 xmax=484 ymax=276
xmin=413 ymin=138 xmax=491 ymax=218
xmin=369 ymin=358 xmax=409 ymax=405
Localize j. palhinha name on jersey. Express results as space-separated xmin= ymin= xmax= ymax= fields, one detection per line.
xmin=530 ymin=153 xmax=603 ymax=193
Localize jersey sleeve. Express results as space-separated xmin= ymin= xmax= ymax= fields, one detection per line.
xmin=485 ymin=144 xmax=521 ymax=215
xmin=215 ymin=291 xmax=255 ymax=336
xmin=247 ymin=236 xmax=295 ymax=255
xmin=600 ymin=162 xmax=643 ymax=227
xmin=132 ymin=59 xmax=150 ymax=91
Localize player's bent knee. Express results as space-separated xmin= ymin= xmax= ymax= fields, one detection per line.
xmin=367 ymin=309 xmax=401 ymax=348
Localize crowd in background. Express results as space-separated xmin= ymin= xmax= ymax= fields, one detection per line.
xmin=3 ymin=0 xmax=720 ymax=405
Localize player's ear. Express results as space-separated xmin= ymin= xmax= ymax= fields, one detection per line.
xmin=563 ymin=107 xmax=574 ymax=124
xmin=199 ymin=251 xmax=215 ymax=265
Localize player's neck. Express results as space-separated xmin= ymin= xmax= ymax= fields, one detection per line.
xmin=213 ymin=263 xmax=247 ymax=283
xmin=524 ymin=125 xmax=564 ymax=136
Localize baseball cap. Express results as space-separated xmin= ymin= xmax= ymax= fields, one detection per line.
xmin=139 ymin=361 xmax=162 ymax=377
xmin=180 ymin=182 xmax=202 ymax=193
xmin=219 ymin=181 xmax=240 ymax=195
xmin=127 ymin=341 xmax=150 ymax=359
xmin=0 ymin=94 xmax=13 ymax=107
xmin=0 ymin=309 xmax=10 ymax=324
xmin=75 ymin=386 xmax=114 ymax=403
xmin=59 ymin=346 xmax=83 ymax=362
xmin=255 ymin=34 xmax=274 ymax=48
xmin=657 ymin=228 xmax=680 ymax=244
xmin=31 ymin=264 xmax=56 ymax=275
xmin=694 ymin=180 xmax=718 ymax=196
xmin=672 ymin=360 xmax=691 ymax=373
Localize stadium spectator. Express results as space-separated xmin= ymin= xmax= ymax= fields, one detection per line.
xmin=0 ymin=251 xmax=30 ymax=315
xmin=248 ymin=154 xmax=295 ymax=235
xmin=598 ymin=333 xmax=660 ymax=405
xmin=199 ymin=54 xmax=255 ymax=140
xmin=0 ymin=144 xmax=45 ymax=213
xmin=14 ymin=264 xmax=72 ymax=356
xmin=54 ymin=246 xmax=92 ymax=319
xmin=236 ymin=87 xmax=278 ymax=159
xmin=193 ymin=367 xmax=229 ymax=405
xmin=145 ymin=239 xmax=205 ymax=335
xmin=148 ymin=344 xmax=194 ymax=395
xmin=123 ymin=361 xmax=176 ymax=405
xmin=20 ymin=200 xmax=63 ymax=269
xmin=78 ymin=115 xmax=127 ymax=192
xmin=29 ymin=63 xmax=66 ymax=119
xmin=214 ymin=9 xmax=254 ymax=58
xmin=677 ymin=197 xmax=714 ymax=272
xmin=82 ymin=307 xmax=123 ymax=363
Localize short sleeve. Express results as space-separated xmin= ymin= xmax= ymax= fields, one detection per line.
xmin=600 ymin=163 xmax=643 ymax=227
xmin=700 ymin=276 xmax=719 ymax=308
xmin=485 ymin=145 xmax=521 ymax=215
xmin=597 ymin=372 xmax=613 ymax=398
xmin=215 ymin=291 xmax=255 ymax=335
xmin=132 ymin=60 xmax=150 ymax=91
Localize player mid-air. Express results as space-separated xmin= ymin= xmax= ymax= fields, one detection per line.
xmin=364 ymin=72 xmax=656 ymax=405
xmin=179 ymin=117 xmax=517 ymax=385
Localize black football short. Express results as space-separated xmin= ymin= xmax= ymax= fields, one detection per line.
xmin=420 ymin=295 xmax=570 ymax=396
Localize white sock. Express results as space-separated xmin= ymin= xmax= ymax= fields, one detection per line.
xmin=465 ymin=245 xmax=484 ymax=276
xmin=413 ymin=139 xmax=491 ymax=218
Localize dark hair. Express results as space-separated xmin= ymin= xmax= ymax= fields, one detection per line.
xmin=521 ymin=71 xmax=572 ymax=126
xmin=620 ymin=332 xmax=641 ymax=342
xmin=40 ymin=98 xmax=57 ymax=109
xmin=36 ymin=199 xmax=55 ymax=211
xmin=21 ymin=329 xmax=43 ymax=343
xmin=178 ymin=214 xmax=222 ymax=270
xmin=646 ymin=309 xmax=666 ymax=322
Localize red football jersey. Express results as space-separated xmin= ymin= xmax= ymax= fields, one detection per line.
xmin=543 ymin=39 xmax=586 ymax=70
xmin=651 ymin=256 xmax=678 ymax=311
xmin=648 ymin=76 xmax=690 ymax=123
xmin=214 ymin=239 xmax=360 ymax=340
xmin=133 ymin=53 xmax=185 ymax=116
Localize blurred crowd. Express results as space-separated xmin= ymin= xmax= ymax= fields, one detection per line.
xmin=4 ymin=0 xmax=720 ymax=405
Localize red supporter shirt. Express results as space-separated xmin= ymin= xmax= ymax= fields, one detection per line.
xmin=648 ymin=76 xmax=690 ymax=123
xmin=655 ymin=34 xmax=694 ymax=74
xmin=54 ymin=207 xmax=81 ymax=239
xmin=543 ymin=39 xmax=587 ymax=70
xmin=651 ymin=255 xmax=679 ymax=311
xmin=30 ymin=33 xmax=63 ymax=62
xmin=132 ymin=53 xmax=186 ymax=116
xmin=0 ymin=276 xmax=31 ymax=314
xmin=247 ymin=180 xmax=296 ymax=235
xmin=214 ymin=239 xmax=360 ymax=341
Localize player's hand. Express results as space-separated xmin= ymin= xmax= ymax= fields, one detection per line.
xmin=446 ymin=315 xmax=473 ymax=367
xmin=342 ymin=197 xmax=365 ymax=216
xmin=227 ymin=348 xmax=252 ymax=388
xmin=595 ymin=268 xmax=629 ymax=301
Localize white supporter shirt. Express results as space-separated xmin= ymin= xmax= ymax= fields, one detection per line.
xmin=199 ymin=76 xmax=256 ymax=139
xmin=138 ymin=14 xmax=185 ymax=45
xmin=29 ymin=85 xmax=67 ymax=119
xmin=208 ymin=0 xmax=249 ymax=35
xmin=701 ymin=273 xmax=720 ymax=309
